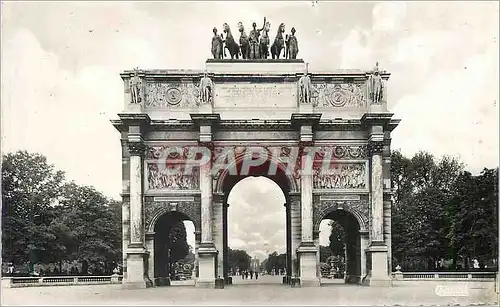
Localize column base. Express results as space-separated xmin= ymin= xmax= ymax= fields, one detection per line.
xmin=195 ymin=278 xmax=216 ymax=288
xmin=297 ymin=242 xmax=320 ymax=287
xmin=364 ymin=242 xmax=392 ymax=287
xmin=123 ymin=244 xmax=153 ymax=289
xmin=196 ymin=242 xmax=218 ymax=288
xmin=362 ymin=274 xmax=392 ymax=287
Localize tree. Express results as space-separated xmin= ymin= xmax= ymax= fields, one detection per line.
xmin=168 ymin=221 xmax=189 ymax=266
xmin=2 ymin=151 xmax=65 ymax=269
xmin=328 ymin=220 xmax=345 ymax=257
xmin=319 ymin=245 xmax=333 ymax=263
xmin=53 ymin=182 xmax=121 ymax=273
xmin=227 ymin=248 xmax=251 ymax=272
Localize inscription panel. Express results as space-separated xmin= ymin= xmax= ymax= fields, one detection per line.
xmin=215 ymin=83 xmax=297 ymax=108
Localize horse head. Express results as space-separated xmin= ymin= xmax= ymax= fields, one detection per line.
xmin=278 ymin=23 xmax=285 ymax=35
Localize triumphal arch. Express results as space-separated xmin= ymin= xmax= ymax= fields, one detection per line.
xmin=112 ymin=34 xmax=399 ymax=289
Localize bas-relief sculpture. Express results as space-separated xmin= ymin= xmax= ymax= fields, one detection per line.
xmin=313 ymin=200 xmax=369 ymax=231
xmin=144 ymin=200 xmax=201 ymax=232
xmin=311 ymin=83 xmax=366 ymax=108
xmin=144 ymin=73 xmax=213 ymax=108
xmin=313 ymin=163 xmax=366 ymax=189
xmin=147 ymin=163 xmax=200 ymax=190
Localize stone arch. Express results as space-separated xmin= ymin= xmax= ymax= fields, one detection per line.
xmin=213 ymin=150 xmax=299 ymax=194
xmin=313 ymin=200 xmax=368 ymax=232
xmin=145 ymin=201 xmax=201 ymax=233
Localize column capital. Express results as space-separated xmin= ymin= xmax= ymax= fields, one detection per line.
xmin=128 ymin=141 xmax=146 ymax=156
xmin=368 ymin=140 xmax=384 ymax=156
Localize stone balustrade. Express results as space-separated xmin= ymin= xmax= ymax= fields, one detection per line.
xmin=390 ymin=271 xmax=497 ymax=281
xmin=2 ymin=275 xmax=123 ymax=288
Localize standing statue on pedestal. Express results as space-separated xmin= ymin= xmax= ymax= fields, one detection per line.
xmin=367 ymin=62 xmax=383 ymax=104
xmin=129 ymin=68 xmax=142 ymax=104
xmin=285 ymin=27 xmax=299 ymax=59
xmin=248 ymin=18 xmax=266 ymax=59
xmin=298 ymin=66 xmax=312 ymax=103
xmin=237 ymin=22 xmax=250 ymax=59
xmin=259 ymin=20 xmax=271 ymax=59
xmin=270 ymin=23 xmax=286 ymax=59
xmin=211 ymin=27 xmax=223 ymax=59
xmin=199 ymin=71 xmax=213 ymax=104
xmin=223 ymin=23 xmax=240 ymax=59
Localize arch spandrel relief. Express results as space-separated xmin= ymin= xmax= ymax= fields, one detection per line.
xmin=313 ymin=199 xmax=369 ymax=232
xmin=144 ymin=198 xmax=201 ymax=233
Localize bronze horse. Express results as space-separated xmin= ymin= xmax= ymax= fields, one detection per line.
xmin=238 ymin=22 xmax=250 ymax=60
xmin=270 ymin=23 xmax=285 ymax=59
xmin=223 ymin=23 xmax=240 ymax=59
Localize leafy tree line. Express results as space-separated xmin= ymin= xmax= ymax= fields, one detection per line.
xmin=391 ymin=150 xmax=498 ymax=271
xmin=318 ymin=150 xmax=497 ymax=272
xmin=2 ymin=151 xmax=122 ymax=275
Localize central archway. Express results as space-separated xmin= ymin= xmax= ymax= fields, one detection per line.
xmin=215 ymin=158 xmax=295 ymax=285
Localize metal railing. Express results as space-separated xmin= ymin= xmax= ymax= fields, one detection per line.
xmin=2 ymin=274 xmax=123 ymax=288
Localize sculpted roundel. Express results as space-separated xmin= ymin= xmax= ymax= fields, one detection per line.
xmin=166 ymin=88 xmax=182 ymax=105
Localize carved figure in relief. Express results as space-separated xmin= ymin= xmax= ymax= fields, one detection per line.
xmin=368 ymin=62 xmax=383 ymax=104
xmin=285 ymin=27 xmax=299 ymax=59
xmin=237 ymin=22 xmax=250 ymax=59
xmin=223 ymin=23 xmax=240 ymax=59
xmin=270 ymin=23 xmax=286 ymax=59
xmin=313 ymin=164 xmax=365 ymax=189
xmin=147 ymin=164 xmax=199 ymax=190
xmin=298 ymin=66 xmax=312 ymax=103
xmin=129 ymin=68 xmax=142 ymax=104
xmin=199 ymin=71 xmax=213 ymax=104
xmin=259 ymin=20 xmax=271 ymax=59
xmin=248 ymin=18 xmax=266 ymax=59
xmin=211 ymin=27 xmax=224 ymax=59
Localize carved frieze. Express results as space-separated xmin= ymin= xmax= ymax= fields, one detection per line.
xmin=313 ymin=163 xmax=366 ymax=189
xmin=314 ymin=145 xmax=367 ymax=160
xmin=313 ymin=199 xmax=369 ymax=231
xmin=311 ymin=83 xmax=365 ymax=108
xmin=144 ymin=200 xmax=201 ymax=232
xmin=145 ymin=82 xmax=202 ymax=108
xmin=145 ymin=145 xmax=197 ymax=160
xmin=147 ymin=162 xmax=200 ymax=190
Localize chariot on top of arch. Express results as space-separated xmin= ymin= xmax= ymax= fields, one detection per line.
xmin=211 ymin=18 xmax=299 ymax=60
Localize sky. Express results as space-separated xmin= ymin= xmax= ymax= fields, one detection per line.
xmin=1 ymin=1 xmax=499 ymax=260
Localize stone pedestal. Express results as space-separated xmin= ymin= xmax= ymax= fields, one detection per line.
xmin=364 ymin=243 xmax=391 ymax=287
xmin=196 ymin=243 xmax=218 ymax=288
xmin=123 ymin=245 xmax=153 ymax=289
xmin=297 ymin=242 xmax=320 ymax=287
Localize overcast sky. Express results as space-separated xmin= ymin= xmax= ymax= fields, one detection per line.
xmin=1 ymin=1 xmax=498 ymax=260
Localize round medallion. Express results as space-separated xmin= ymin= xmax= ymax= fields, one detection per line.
xmin=166 ymin=88 xmax=182 ymax=105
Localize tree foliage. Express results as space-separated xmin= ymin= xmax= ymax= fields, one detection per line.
xmin=227 ymin=248 xmax=251 ymax=271
xmin=2 ymin=151 xmax=121 ymax=274
xmin=390 ymin=149 xmax=498 ymax=271
xmin=168 ymin=222 xmax=189 ymax=264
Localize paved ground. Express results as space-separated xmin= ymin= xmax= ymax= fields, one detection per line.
xmin=2 ymin=275 xmax=498 ymax=306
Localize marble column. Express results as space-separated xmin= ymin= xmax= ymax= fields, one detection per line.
xmin=284 ymin=202 xmax=292 ymax=283
xmin=196 ymin=145 xmax=217 ymax=287
xmin=212 ymin=194 xmax=224 ymax=279
xmin=289 ymin=194 xmax=301 ymax=278
xmin=121 ymin=197 xmax=130 ymax=281
xmin=145 ymin=232 xmax=155 ymax=283
xmin=297 ymin=151 xmax=320 ymax=287
xmin=123 ymin=141 xmax=152 ymax=289
xmin=313 ymin=230 xmax=320 ymax=279
xmin=365 ymin=139 xmax=391 ymax=286
xmin=194 ymin=231 xmax=201 ymax=279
